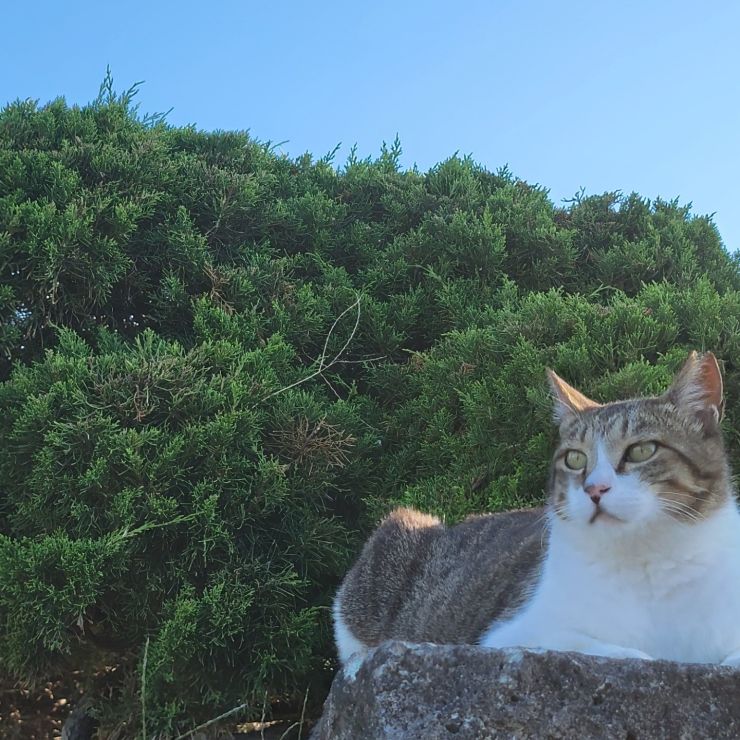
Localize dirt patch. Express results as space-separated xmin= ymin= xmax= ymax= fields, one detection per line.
xmin=0 ymin=674 xmax=86 ymax=739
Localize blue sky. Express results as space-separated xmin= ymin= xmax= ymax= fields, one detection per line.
xmin=3 ymin=1 xmax=739 ymax=249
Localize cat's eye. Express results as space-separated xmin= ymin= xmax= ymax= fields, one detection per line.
xmin=564 ymin=450 xmax=588 ymax=470
xmin=625 ymin=441 xmax=657 ymax=463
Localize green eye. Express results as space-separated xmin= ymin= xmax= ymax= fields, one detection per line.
xmin=564 ymin=450 xmax=588 ymax=470
xmin=625 ymin=441 xmax=657 ymax=463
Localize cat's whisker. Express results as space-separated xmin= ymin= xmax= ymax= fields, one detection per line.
xmin=655 ymin=494 xmax=700 ymax=509
xmin=656 ymin=499 xmax=703 ymax=523
xmin=654 ymin=486 xmax=709 ymax=499
xmin=652 ymin=490 xmax=706 ymax=512
xmin=659 ymin=503 xmax=700 ymax=519
xmin=653 ymin=490 xmax=699 ymax=498
xmin=534 ymin=509 xmax=552 ymax=526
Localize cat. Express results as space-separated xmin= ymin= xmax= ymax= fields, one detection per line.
xmin=333 ymin=351 xmax=740 ymax=668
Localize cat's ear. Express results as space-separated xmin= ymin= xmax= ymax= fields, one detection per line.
xmin=546 ymin=369 xmax=600 ymax=424
xmin=667 ymin=351 xmax=724 ymax=428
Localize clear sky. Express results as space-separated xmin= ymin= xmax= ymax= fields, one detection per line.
xmin=2 ymin=1 xmax=739 ymax=250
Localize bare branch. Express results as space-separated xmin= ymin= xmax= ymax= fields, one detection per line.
xmin=141 ymin=636 xmax=149 ymax=740
xmin=174 ymin=701 xmax=250 ymax=740
xmin=261 ymin=295 xmax=362 ymax=402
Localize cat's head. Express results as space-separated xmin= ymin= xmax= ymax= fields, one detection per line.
xmin=547 ymin=352 xmax=730 ymax=530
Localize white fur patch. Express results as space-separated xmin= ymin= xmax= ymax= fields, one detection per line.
xmin=481 ymin=497 xmax=740 ymax=664
xmin=332 ymin=594 xmax=368 ymax=669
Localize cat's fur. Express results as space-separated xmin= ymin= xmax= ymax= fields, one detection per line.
xmin=334 ymin=351 xmax=740 ymax=666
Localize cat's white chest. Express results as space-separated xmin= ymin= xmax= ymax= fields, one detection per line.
xmin=642 ymin=549 xmax=740 ymax=661
xmin=481 ymin=505 xmax=740 ymax=664
xmin=572 ymin=550 xmax=740 ymax=662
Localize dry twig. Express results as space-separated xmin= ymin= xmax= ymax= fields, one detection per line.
xmin=141 ymin=636 xmax=149 ymax=740
xmin=261 ymin=295 xmax=362 ymax=402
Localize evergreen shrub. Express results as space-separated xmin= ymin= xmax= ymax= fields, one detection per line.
xmin=2 ymin=79 xmax=739 ymax=734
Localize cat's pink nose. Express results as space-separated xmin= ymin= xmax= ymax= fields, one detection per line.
xmin=585 ymin=483 xmax=611 ymax=503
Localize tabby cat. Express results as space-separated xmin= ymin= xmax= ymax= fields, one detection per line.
xmin=334 ymin=352 xmax=740 ymax=666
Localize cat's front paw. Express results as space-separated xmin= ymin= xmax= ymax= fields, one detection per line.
xmin=720 ymin=649 xmax=740 ymax=668
xmin=586 ymin=644 xmax=653 ymax=661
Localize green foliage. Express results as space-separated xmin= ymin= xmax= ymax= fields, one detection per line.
xmin=1 ymin=86 xmax=740 ymax=735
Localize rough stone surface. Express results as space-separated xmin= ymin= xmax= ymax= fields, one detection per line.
xmin=312 ymin=641 xmax=740 ymax=739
